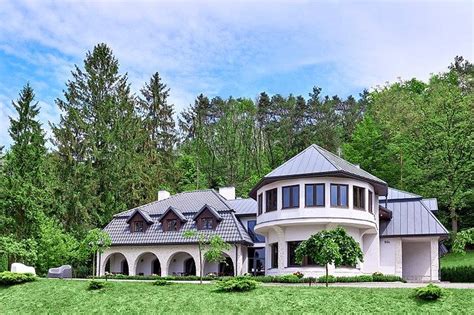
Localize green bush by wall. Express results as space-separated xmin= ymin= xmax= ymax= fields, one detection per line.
xmin=441 ymin=266 xmax=474 ymax=283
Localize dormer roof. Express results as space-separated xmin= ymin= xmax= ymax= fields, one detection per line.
xmin=250 ymin=144 xmax=387 ymax=198
xmin=193 ymin=204 xmax=223 ymax=221
xmin=126 ymin=208 xmax=154 ymax=224
xmin=159 ymin=206 xmax=187 ymax=222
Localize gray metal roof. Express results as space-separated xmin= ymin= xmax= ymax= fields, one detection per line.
xmin=421 ymin=198 xmax=438 ymax=211
xmin=226 ymin=198 xmax=257 ymax=215
xmin=250 ymin=144 xmax=387 ymax=197
xmin=105 ymin=190 xmax=252 ymax=245
xmin=379 ymin=187 xmax=421 ymax=201
xmin=380 ymin=200 xmax=448 ymax=237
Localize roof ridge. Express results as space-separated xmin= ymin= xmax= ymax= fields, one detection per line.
xmin=210 ymin=189 xmax=233 ymax=210
xmin=265 ymin=145 xmax=320 ymax=177
xmin=229 ymin=211 xmax=246 ymax=241
xmin=311 ymin=144 xmax=341 ymax=170
xmin=419 ymin=199 xmax=449 ymax=234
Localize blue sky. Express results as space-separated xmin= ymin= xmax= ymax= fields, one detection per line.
xmin=0 ymin=0 xmax=472 ymax=147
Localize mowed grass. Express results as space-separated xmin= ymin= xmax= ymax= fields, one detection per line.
xmin=1 ymin=279 xmax=473 ymax=314
xmin=441 ymin=250 xmax=474 ymax=268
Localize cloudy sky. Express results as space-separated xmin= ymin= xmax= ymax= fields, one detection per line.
xmin=0 ymin=0 xmax=472 ymax=147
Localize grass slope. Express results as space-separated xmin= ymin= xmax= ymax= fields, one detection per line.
xmin=1 ymin=279 xmax=473 ymax=314
xmin=441 ymin=250 xmax=474 ymax=268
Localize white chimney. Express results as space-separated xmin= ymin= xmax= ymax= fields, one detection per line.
xmin=158 ymin=190 xmax=171 ymax=201
xmin=219 ymin=187 xmax=235 ymax=200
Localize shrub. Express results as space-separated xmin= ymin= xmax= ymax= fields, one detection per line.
xmin=215 ymin=277 xmax=258 ymax=292
xmin=0 ymin=255 xmax=7 ymax=273
xmin=317 ymin=275 xmax=336 ymax=283
xmin=87 ymin=280 xmax=108 ymax=290
xmin=372 ymin=273 xmax=405 ymax=282
xmin=415 ymin=284 xmax=444 ymax=301
xmin=293 ymin=271 xmax=304 ymax=279
xmin=336 ymin=275 xmax=373 ymax=282
xmin=441 ymin=266 xmax=474 ymax=283
xmin=0 ymin=271 xmax=36 ymax=286
xmin=153 ymin=279 xmax=171 ymax=286
xmin=276 ymin=274 xmax=301 ymax=283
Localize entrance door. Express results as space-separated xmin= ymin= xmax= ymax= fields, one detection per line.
xmin=153 ymin=259 xmax=161 ymax=276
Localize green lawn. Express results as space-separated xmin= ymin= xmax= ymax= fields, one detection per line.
xmin=1 ymin=279 xmax=473 ymax=314
xmin=441 ymin=250 xmax=474 ymax=268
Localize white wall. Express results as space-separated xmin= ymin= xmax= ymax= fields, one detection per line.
xmin=380 ymin=238 xmax=398 ymax=275
xmin=168 ymin=252 xmax=194 ymax=275
xmin=136 ymin=252 xmax=159 ymax=276
xmin=255 ymin=177 xmax=378 ymax=234
xmin=402 ymin=241 xmax=431 ymax=281
xmin=99 ymin=244 xmax=246 ymax=277
xmin=263 ymin=224 xmax=373 ymax=277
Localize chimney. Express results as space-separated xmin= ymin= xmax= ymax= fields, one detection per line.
xmin=158 ymin=190 xmax=171 ymax=201
xmin=219 ymin=187 xmax=235 ymax=200
xmin=355 ymin=164 xmax=360 ymax=169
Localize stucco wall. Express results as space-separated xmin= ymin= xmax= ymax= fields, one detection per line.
xmin=262 ymin=224 xmax=375 ymax=277
xmin=98 ymin=244 xmax=246 ymax=276
xmin=255 ymin=177 xmax=378 ymax=234
xmin=379 ymin=237 xmax=439 ymax=281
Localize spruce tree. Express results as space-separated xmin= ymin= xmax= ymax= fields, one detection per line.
xmin=52 ymin=43 xmax=149 ymax=233
xmin=138 ymin=72 xmax=177 ymax=188
xmin=0 ymin=84 xmax=49 ymax=238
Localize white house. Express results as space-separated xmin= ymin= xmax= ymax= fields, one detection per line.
xmin=99 ymin=144 xmax=448 ymax=281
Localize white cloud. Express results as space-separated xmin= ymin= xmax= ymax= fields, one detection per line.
xmin=0 ymin=0 xmax=472 ymax=146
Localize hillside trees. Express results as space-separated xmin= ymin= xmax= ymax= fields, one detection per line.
xmin=344 ymin=58 xmax=474 ymax=232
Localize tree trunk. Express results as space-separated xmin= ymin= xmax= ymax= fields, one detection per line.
xmin=325 ymin=263 xmax=328 ymax=288
xmin=199 ymin=247 xmax=203 ymax=284
xmin=450 ymin=206 xmax=458 ymax=233
xmin=92 ymin=252 xmax=96 ymax=279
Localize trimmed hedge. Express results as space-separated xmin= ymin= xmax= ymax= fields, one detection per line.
xmin=441 ymin=266 xmax=474 ymax=283
xmin=0 ymin=271 xmax=36 ymax=286
xmin=96 ymin=273 xmax=404 ymax=283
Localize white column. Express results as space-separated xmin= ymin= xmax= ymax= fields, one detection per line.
xmin=395 ymin=239 xmax=403 ymax=277
xmin=430 ymin=238 xmax=439 ymax=281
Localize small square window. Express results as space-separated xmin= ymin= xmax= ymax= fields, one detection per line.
xmin=201 ymin=218 xmax=213 ymax=230
xmin=134 ymin=221 xmax=144 ymax=232
xmin=167 ymin=219 xmax=178 ymax=231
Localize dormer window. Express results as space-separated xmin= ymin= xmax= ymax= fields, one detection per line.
xmin=159 ymin=206 xmax=187 ymax=232
xmin=201 ymin=218 xmax=213 ymax=230
xmin=134 ymin=221 xmax=144 ymax=232
xmin=167 ymin=219 xmax=178 ymax=231
xmin=126 ymin=208 xmax=153 ymax=233
xmin=193 ymin=204 xmax=222 ymax=230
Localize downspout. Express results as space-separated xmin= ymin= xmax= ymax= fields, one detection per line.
xmin=234 ymin=244 xmax=238 ymax=277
